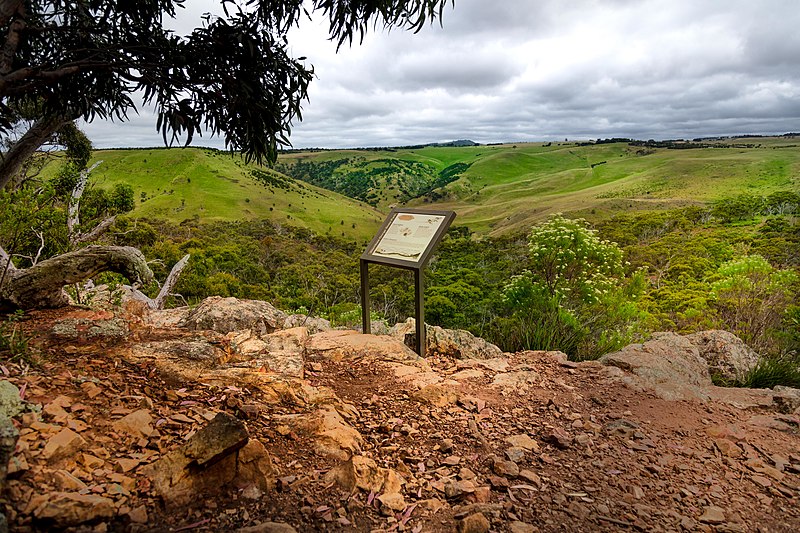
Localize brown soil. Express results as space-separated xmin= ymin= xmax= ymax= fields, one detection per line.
xmin=2 ymin=307 xmax=799 ymax=532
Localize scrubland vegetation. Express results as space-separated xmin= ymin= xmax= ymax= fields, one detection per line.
xmin=2 ymin=140 xmax=798 ymax=385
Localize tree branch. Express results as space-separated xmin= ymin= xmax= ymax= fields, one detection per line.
xmin=67 ymin=160 xmax=103 ymax=238
xmin=0 ymin=0 xmax=23 ymax=29
xmin=0 ymin=245 xmax=154 ymax=309
xmin=125 ymin=254 xmax=190 ymax=310
xmin=0 ymin=4 xmax=24 ymax=76
xmin=0 ymin=113 xmax=73 ymax=190
xmin=71 ymin=215 xmax=116 ymax=246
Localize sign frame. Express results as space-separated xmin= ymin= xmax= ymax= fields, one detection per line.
xmin=360 ymin=208 xmax=456 ymax=357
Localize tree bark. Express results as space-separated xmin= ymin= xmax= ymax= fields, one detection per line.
xmin=127 ymin=253 xmax=190 ymax=310
xmin=0 ymin=113 xmax=71 ymax=190
xmin=0 ymin=245 xmax=153 ymax=309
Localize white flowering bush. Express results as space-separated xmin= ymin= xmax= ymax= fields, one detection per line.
xmin=501 ymin=214 xmax=646 ymax=360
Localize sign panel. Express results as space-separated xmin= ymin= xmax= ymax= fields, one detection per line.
xmin=362 ymin=208 xmax=456 ymax=269
xmin=361 ymin=208 xmax=455 ymax=357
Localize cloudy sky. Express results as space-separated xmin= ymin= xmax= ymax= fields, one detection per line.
xmin=83 ymin=0 xmax=800 ymax=149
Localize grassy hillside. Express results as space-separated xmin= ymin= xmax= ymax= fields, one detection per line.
xmin=45 ymin=137 xmax=800 ymax=240
xmin=278 ymin=137 xmax=800 ymax=235
xmin=70 ymin=148 xmax=384 ymax=241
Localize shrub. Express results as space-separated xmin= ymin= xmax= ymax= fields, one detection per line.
xmin=503 ymin=215 xmax=646 ymax=360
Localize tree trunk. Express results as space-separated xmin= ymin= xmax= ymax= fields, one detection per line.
xmin=0 ymin=245 xmax=153 ymax=309
xmin=127 ymin=253 xmax=190 ymax=310
xmin=0 ymin=113 xmax=71 ymax=190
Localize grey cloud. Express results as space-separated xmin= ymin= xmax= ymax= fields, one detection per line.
xmin=81 ymin=0 xmax=800 ymax=150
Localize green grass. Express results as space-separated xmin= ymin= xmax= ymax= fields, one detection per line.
xmin=52 ymin=148 xmax=385 ymax=242
xmin=43 ymin=136 xmax=800 ymax=239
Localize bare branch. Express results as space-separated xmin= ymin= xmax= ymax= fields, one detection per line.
xmin=67 ymin=160 xmax=103 ymax=238
xmin=126 ymin=254 xmax=190 ymax=310
xmin=0 ymin=245 xmax=153 ymax=309
xmin=72 ymin=215 xmax=116 ymax=246
xmin=153 ymin=254 xmax=189 ymax=309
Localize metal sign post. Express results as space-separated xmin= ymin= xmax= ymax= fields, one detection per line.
xmin=360 ymin=208 xmax=456 ymax=357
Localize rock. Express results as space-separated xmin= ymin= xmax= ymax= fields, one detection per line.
xmin=378 ymin=492 xmax=407 ymax=512
xmin=509 ymin=522 xmax=537 ymax=533
xmin=286 ymin=407 xmax=363 ymax=460
xmin=773 ymin=386 xmax=800 ymax=414
xmin=127 ymin=505 xmax=148 ymax=524
xmin=391 ymin=318 xmax=504 ymax=360
xmin=687 ymin=330 xmax=760 ymax=383
xmin=458 ymin=512 xmax=490 ymax=533
xmin=505 ymin=434 xmax=540 ymax=452
xmin=113 ymin=409 xmax=154 ymax=437
xmin=228 ymin=327 xmax=307 ymax=378
xmin=505 ymin=447 xmax=526 ymax=463
xmin=491 ymin=371 xmax=539 ymax=390
xmin=324 ymin=455 xmax=386 ymax=493
xmin=144 ymin=412 xmax=253 ymax=506
xmin=0 ymin=381 xmax=23 ymax=418
xmin=0 ymin=415 xmax=19 ymax=489
xmin=492 ymin=458 xmax=520 ymax=478
xmin=42 ymin=428 xmax=86 ymax=463
xmin=283 ymin=313 xmax=331 ymax=334
xmin=599 ymin=332 xmax=712 ymax=401
xmin=698 ymin=505 xmax=726 ymax=524
xmin=53 ymin=470 xmax=88 ymax=491
xmin=31 ymin=492 xmax=114 ymax=527
xmin=306 ymin=330 xmax=422 ymax=363
xmin=51 ymin=317 xmax=128 ymax=341
xmin=236 ymin=439 xmax=277 ymax=493
xmin=412 ymin=384 xmax=459 ymax=407
xmin=179 ymin=296 xmax=287 ymax=334
xmin=543 ymin=428 xmax=572 ymax=449
xmin=236 ymin=523 xmax=298 ymax=533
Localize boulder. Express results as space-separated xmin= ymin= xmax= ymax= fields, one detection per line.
xmin=391 ymin=318 xmax=504 ymax=360
xmin=283 ymin=314 xmax=331 ymax=334
xmin=51 ymin=317 xmax=128 ymax=341
xmin=773 ymin=386 xmax=800 ymax=414
xmin=227 ymin=327 xmax=307 ymax=378
xmin=0 ymin=381 xmax=23 ymax=419
xmin=144 ymin=412 xmax=269 ymax=507
xmin=600 ymin=332 xmax=712 ymax=401
xmin=179 ymin=296 xmax=287 ymax=334
xmin=686 ymin=330 xmax=760 ymax=382
xmin=0 ymin=415 xmax=19 ymax=489
xmin=280 ymin=406 xmax=363 ymax=460
xmin=306 ymin=330 xmax=422 ymax=363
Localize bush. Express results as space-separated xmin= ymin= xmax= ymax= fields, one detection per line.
xmin=502 ymin=215 xmax=646 ymax=360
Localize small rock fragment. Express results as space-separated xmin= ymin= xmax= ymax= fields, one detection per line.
xmin=458 ymin=512 xmax=490 ymax=533
xmin=698 ymin=505 xmax=726 ymax=524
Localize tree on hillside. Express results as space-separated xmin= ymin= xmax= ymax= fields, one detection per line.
xmin=0 ymin=0 xmax=452 ymax=190
xmin=0 ymin=0 xmax=452 ymax=309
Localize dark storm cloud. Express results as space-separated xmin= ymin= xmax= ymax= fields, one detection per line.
xmin=83 ymin=0 xmax=800 ymax=149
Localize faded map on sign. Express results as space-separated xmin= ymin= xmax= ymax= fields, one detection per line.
xmin=372 ymin=213 xmax=446 ymax=261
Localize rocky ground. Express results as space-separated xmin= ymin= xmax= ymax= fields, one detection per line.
xmin=1 ymin=296 xmax=800 ymax=532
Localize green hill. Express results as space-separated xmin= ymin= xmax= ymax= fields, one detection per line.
xmin=72 ymin=148 xmax=384 ymax=241
xmin=50 ymin=137 xmax=800 ymax=240
xmin=277 ymin=137 xmax=800 ymax=235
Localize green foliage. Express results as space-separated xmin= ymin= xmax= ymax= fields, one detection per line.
xmin=0 ymin=311 xmax=31 ymax=363
xmin=710 ymin=255 xmax=798 ymax=354
xmin=735 ymin=356 xmax=800 ymax=389
xmin=502 ymin=215 xmax=645 ymax=360
xmin=1 ymin=0 xmax=449 ymax=184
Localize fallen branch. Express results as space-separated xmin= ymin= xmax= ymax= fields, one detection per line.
xmin=0 ymin=245 xmax=153 ymax=309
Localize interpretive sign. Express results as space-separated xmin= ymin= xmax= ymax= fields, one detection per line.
xmin=360 ymin=208 xmax=456 ymax=357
